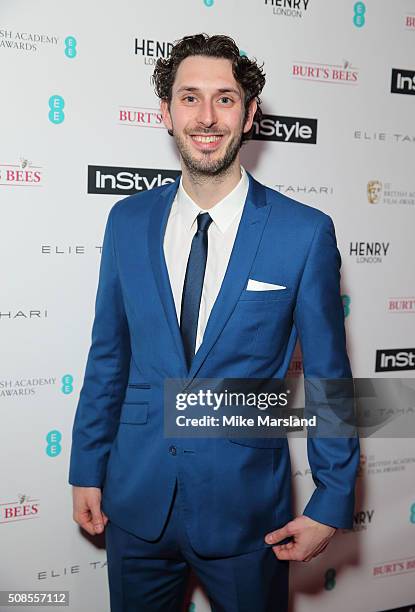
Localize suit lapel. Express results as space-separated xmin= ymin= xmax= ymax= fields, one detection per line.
xmin=148 ymin=177 xmax=188 ymax=374
xmin=188 ymin=173 xmax=271 ymax=381
xmin=148 ymin=172 xmax=271 ymax=381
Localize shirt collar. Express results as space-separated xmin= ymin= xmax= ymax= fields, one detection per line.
xmin=176 ymin=166 xmax=249 ymax=234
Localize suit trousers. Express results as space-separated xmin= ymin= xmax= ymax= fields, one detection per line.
xmin=105 ymin=478 xmax=289 ymax=612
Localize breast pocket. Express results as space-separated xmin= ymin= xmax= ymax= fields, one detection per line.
xmin=238 ymin=288 xmax=293 ymax=302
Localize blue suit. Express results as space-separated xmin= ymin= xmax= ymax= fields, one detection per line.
xmin=69 ymin=172 xmax=359 ymax=561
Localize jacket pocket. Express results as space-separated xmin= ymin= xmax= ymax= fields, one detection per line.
xmin=119 ymin=402 xmax=148 ymax=425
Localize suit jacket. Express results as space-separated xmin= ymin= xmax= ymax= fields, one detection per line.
xmin=69 ymin=172 xmax=359 ymax=557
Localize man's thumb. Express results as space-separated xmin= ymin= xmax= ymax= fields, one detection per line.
xmin=90 ymin=503 xmax=104 ymax=533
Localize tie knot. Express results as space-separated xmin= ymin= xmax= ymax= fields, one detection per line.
xmin=197 ymin=212 xmax=213 ymax=233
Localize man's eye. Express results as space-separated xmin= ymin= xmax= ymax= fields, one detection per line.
xmin=219 ymin=96 xmax=232 ymax=104
xmin=184 ymin=96 xmax=196 ymax=103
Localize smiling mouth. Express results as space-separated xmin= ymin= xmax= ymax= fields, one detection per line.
xmin=190 ymin=134 xmax=223 ymax=143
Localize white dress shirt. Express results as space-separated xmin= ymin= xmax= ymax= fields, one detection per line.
xmin=163 ymin=166 xmax=249 ymax=353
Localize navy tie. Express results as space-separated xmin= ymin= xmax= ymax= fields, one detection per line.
xmin=180 ymin=212 xmax=213 ymax=369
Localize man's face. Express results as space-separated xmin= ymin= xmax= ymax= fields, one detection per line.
xmin=161 ymin=55 xmax=256 ymax=176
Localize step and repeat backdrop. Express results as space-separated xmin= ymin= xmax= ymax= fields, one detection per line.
xmin=1 ymin=0 xmax=414 ymax=611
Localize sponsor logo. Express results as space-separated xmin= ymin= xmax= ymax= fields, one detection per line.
xmin=388 ymin=298 xmax=415 ymax=313
xmin=0 ymin=309 xmax=48 ymax=320
xmin=264 ymin=0 xmax=311 ymax=19
xmin=354 ymin=130 xmax=415 ymax=144
xmin=367 ymin=180 xmax=415 ymax=206
xmin=351 ymin=509 xmax=374 ymax=532
xmin=353 ymin=2 xmax=366 ymax=28
xmin=0 ymin=377 xmax=56 ymax=399
xmin=49 ymin=94 xmax=65 ymax=124
xmin=274 ymin=184 xmax=334 ymax=196
xmin=342 ymin=294 xmax=351 ymax=318
xmin=373 ymin=557 xmax=415 ymax=578
xmin=87 ymin=165 xmax=180 ymax=195
xmin=46 ymin=430 xmax=62 ymax=457
xmin=293 ymin=467 xmax=312 ymax=478
xmin=37 ymin=561 xmax=107 ymax=580
xmin=375 ymin=349 xmax=415 ymax=372
xmin=349 ymin=242 xmax=390 ymax=264
xmin=406 ymin=14 xmax=415 ymax=30
xmin=359 ymin=452 xmax=415 ymax=476
xmin=0 ymin=28 xmax=59 ymax=52
xmin=0 ymin=494 xmax=40 ymax=524
xmin=134 ymin=38 xmax=172 ymax=64
xmin=292 ymin=59 xmax=358 ymax=85
xmin=0 ymin=157 xmax=43 ymax=187
xmin=324 ymin=568 xmax=336 ymax=591
xmin=118 ymin=106 xmax=164 ymax=128
xmin=391 ymin=68 xmax=415 ymax=95
xmin=252 ymin=114 xmax=317 ymax=144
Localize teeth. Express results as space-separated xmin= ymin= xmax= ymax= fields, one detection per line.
xmin=192 ymin=135 xmax=221 ymax=143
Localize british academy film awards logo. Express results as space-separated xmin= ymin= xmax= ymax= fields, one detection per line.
xmin=367 ymin=180 xmax=415 ymax=206
xmin=0 ymin=157 xmax=43 ymax=187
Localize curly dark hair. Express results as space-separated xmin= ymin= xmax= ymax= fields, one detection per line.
xmin=152 ymin=33 xmax=266 ymax=142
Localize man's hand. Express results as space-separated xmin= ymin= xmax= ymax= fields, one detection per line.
xmin=72 ymin=486 xmax=108 ymax=536
xmin=264 ymin=515 xmax=336 ymax=562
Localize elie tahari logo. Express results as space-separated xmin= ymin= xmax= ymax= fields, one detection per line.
xmin=391 ymin=68 xmax=415 ymax=95
xmin=0 ymin=494 xmax=40 ymax=523
xmin=87 ymin=165 xmax=180 ymax=195
xmin=375 ymin=349 xmax=415 ymax=372
xmin=252 ymin=114 xmax=317 ymax=144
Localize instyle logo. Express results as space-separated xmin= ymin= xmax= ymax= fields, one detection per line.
xmin=264 ymin=0 xmax=311 ymax=19
xmin=388 ymin=298 xmax=415 ymax=313
xmin=292 ymin=60 xmax=359 ymax=85
xmin=375 ymin=349 xmax=415 ymax=372
xmin=87 ymin=165 xmax=180 ymax=195
xmin=0 ymin=494 xmax=40 ymax=523
xmin=349 ymin=242 xmax=390 ymax=264
xmin=391 ymin=68 xmax=415 ymax=95
xmin=118 ymin=106 xmax=164 ymax=128
xmin=0 ymin=157 xmax=43 ymax=187
xmin=252 ymin=114 xmax=317 ymax=144
xmin=134 ymin=38 xmax=172 ymax=64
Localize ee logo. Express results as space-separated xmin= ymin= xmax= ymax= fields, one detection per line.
xmin=353 ymin=2 xmax=366 ymax=28
xmin=324 ymin=568 xmax=336 ymax=590
xmin=64 ymin=36 xmax=77 ymax=58
xmin=410 ymin=503 xmax=415 ymax=524
xmin=46 ymin=430 xmax=62 ymax=457
xmin=48 ymin=95 xmax=65 ymax=124
xmin=203 ymin=0 xmax=214 ymax=6
xmin=342 ymin=294 xmax=351 ymax=318
xmin=61 ymin=374 xmax=74 ymax=395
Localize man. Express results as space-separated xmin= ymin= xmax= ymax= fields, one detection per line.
xmin=69 ymin=34 xmax=359 ymax=612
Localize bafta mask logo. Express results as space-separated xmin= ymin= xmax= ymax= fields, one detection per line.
xmin=367 ymin=180 xmax=382 ymax=204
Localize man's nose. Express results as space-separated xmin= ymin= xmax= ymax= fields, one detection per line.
xmin=196 ymin=100 xmax=217 ymax=128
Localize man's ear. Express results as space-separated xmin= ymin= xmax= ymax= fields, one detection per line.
xmin=243 ymin=98 xmax=257 ymax=134
xmin=161 ymin=99 xmax=173 ymax=132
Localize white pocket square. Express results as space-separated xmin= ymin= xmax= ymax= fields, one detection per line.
xmin=246 ymin=279 xmax=287 ymax=291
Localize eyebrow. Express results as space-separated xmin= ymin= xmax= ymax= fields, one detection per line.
xmin=175 ymin=86 xmax=241 ymax=97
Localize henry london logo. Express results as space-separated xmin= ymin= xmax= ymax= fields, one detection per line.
xmin=367 ymin=180 xmax=415 ymax=206
xmin=0 ymin=157 xmax=43 ymax=187
xmin=375 ymin=348 xmax=415 ymax=372
xmin=264 ymin=0 xmax=311 ymax=18
xmin=0 ymin=28 xmax=58 ymax=52
xmin=118 ymin=106 xmax=164 ymax=129
xmin=349 ymin=241 xmax=390 ymax=264
xmin=252 ymin=114 xmax=317 ymax=144
xmin=292 ymin=60 xmax=359 ymax=85
xmin=134 ymin=38 xmax=172 ymax=64
xmin=388 ymin=297 xmax=415 ymax=313
xmin=391 ymin=68 xmax=415 ymax=95
xmin=87 ymin=165 xmax=180 ymax=195
xmin=0 ymin=494 xmax=40 ymax=524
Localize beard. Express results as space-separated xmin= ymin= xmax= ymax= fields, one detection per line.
xmin=172 ymin=126 xmax=243 ymax=180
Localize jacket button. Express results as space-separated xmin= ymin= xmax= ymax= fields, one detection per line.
xmin=169 ymin=445 xmax=177 ymax=455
